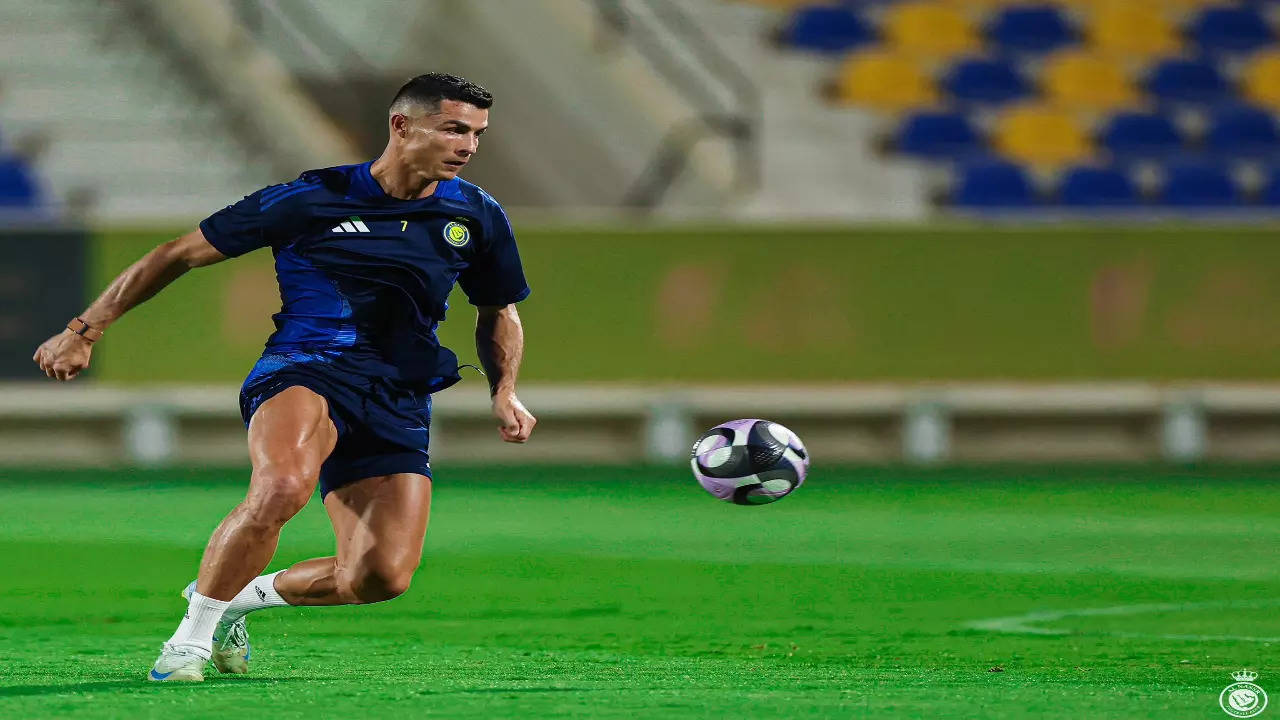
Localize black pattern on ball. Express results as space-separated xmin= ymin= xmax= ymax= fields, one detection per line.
xmin=695 ymin=447 xmax=757 ymax=479
xmin=755 ymin=461 xmax=799 ymax=491
xmin=731 ymin=483 xmax=769 ymax=505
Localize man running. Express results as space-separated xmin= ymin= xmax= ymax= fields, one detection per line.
xmin=32 ymin=72 xmax=535 ymax=682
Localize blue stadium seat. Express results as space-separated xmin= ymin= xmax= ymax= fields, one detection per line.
xmin=895 ymin=111 xmax=982 ymax=159
xmin=986 ymin=6 xmax=1075 ymax=55
xmin=1189 ymin=6 xmax=1274 ymax=55
xmin=1099 ymin=112 xmax=1183 ymax=160
xmin=1263 ymin=166 xmax=1280 ymax=205
xmin=1157 ymin=161 xmax=1242 ymax=206
xmin=1146 ymin=59 xmax=1232 ymax=105
xmin=1059 ymin=166 xmax=1140 ymax=207
xmin=1205 ymin=105 xmax=1280 ymax=158
xmin=0 ymin=156 xmax=39 ymax=207
xmin=780 ymin=6 xmax=877 ymax=54
xmin=954 ymin=159 xmax=1036 ymax=207
xmin=942 ymin=58 xmax=1031 ymax=104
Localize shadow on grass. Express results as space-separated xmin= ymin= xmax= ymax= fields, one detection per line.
xmin=0 ymin=677 xmax=312 ymax=697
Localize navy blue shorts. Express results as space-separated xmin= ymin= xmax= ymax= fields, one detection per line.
xmin=239 ymin=359 xmax=432 ymax=498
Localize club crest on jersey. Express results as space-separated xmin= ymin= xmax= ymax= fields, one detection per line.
xmin=443 ymin=221 xmax=470 ymax=247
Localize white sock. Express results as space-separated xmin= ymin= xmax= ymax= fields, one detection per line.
xmin=221 ymin=570 xmax=291 ymax=623
xmin=166 ymin=591 xmax=230 ymax=657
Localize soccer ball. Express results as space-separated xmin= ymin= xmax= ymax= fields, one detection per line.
xmin=690 ymin=419 xmax=809 ymax=505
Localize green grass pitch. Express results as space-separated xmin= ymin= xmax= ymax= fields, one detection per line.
xmin=0 ymin=465 xmax=1276 ymax=719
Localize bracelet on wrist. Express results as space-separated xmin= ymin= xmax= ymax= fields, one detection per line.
xmin=66 ymin=317 xmax=103 ymax=343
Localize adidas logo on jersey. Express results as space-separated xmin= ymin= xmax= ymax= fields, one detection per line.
xmin=331 ymin=216 xmax=370 ymax=233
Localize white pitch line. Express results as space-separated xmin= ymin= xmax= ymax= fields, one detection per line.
xmin=966 ymin=598 xmax=1280 ymax=643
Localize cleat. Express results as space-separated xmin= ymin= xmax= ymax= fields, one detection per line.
xmin=147 ymin=642 xmax=207 ymax=682
xmin=183 ymin=579 xmax=251 ymax=674
xmin=211 ymin=616 xmax=250 ymax=674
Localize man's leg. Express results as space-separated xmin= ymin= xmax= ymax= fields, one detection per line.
xmin=244 ymin=472 xmax=432 ymax=607
xmin=215 ymin=471 xmax=430 ymax=634
xmin=150 ymin=386 xmax=336 ymax=681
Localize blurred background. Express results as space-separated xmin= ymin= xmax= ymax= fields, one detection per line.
xmin=1 ymin=0 xmax=1278 ymax=469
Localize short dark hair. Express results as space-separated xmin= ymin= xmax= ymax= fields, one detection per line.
xmin=389 ymin=73 xmax=493 ymax=114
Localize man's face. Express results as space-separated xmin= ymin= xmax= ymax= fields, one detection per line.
xmin=396 ymin=99 xmax=489 ymax=181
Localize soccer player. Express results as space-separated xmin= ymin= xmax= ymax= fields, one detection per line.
xmin=31 ymin=73 xmax=535 ymax=682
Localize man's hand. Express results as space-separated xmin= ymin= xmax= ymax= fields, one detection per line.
xmin=33 ymin=330 xmax=94 ymax=381
xmin=492 ymin=391 xmax=536 ymax=443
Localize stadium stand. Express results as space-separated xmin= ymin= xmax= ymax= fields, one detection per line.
xmin=882 ymin=2 xmax=981 ymax=57
xmin=1099 ymin=112 xmax=1183 ymax=160
xmin=1243 ymin=50 xmax=1280 ymax=109
xmin=894 ymin=110 xmax=981 ymax=159
xmin=986 ymin=5 xmax=1076 ymax=55
xmin=835 ymin=52 xmax=938 ymax=110
xmin=941 ymin=57 xmax=1030 ymax=104
xmin=779 ymin=5 xmax=877 ymax=53
xmin=769 ymin=0 xmax=1280 ymax=210
xmin=1085 ymin=5 xmax=1180 ymax=60
xmin=1059 ymin=164 xmax=1139 ymax=207
xmin=992 ymin=103 xmax=1093 ymax=168
xmin=1040 ymin=50 xmax=1139 ymax=112
xmin=1159 ymin=161 xmax=1243 ymax=206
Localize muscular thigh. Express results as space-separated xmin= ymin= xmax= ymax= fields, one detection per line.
xmin=246 ymin=385 xmax=339 ymax=497
xmin=323 ymin=473 xmax=432 ymax=572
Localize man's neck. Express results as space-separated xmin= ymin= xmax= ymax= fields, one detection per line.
xmin=369 ymin=154 xmax=438 ymax=200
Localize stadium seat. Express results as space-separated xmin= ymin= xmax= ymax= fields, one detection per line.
xmin=0 ymin=156 xmax=40 ymax=207
xmin=986 ymin=6 xmax=1076 ymax=55
xmin=1242 ymin=50 xmax=1280 ymax=110
xmin=1041 ymin=50 xmax=1139 ymax=112
xmin=953 ymin=159 xmax=1037 ymax=207
xmin=882 ymin=2 xmax=981 ymax=58
xmin=992 ymin=104 xmax=1094 ymax=167
xmin=1059 ymin=165 xmax=1141 ymax=206
xmin=894 ymin=111 xmax=982 ymax=158
xmin=1189 ymin=6 xmax=1274 ymax=55
xmin=1099 ymin=112 xmax=1184 ymax=160
xmin=1205 ymin=105 xmax=1280 ymax=158
xmin=1086 ymin=5 xmax=1180 ymax=60
xmin=780 ymin=6 xmax=878 ymax=54
xmin=1157 ymin=161 xmax=1243 ymax=206
xmin=835 ymin=52 xmax=938 ymax=110
xmin=1262 ymin=166 xmax=1280 ymax=205
xmin=1146 ymin=58 xmax=1232 ymax=105
xmin=941 ymin=57 xmax=1031 ymax=104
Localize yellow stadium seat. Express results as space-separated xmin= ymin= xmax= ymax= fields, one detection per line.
xmin=1057 ymin=0 xmax=1214 ymax=14
xmin=834 ymin=53 xmax=937 ymax=111
xmin=1087 ymin=5 xmax=1181 ymax=60
xmin=993 ymin=104 xmax=1094 ymax=168
xmin=1041 ymin=50 xmax=1139 ymax=112
xmin=936 ymin=0 xmax=1021 ymax=11
xmin=883 ymin=2 xmax=981 ymax=57
xmin=1243 ymin=50 xmax=1280 ymax=110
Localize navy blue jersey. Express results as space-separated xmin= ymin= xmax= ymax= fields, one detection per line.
xmin=199 ymin=161 xmax=530 ymax=391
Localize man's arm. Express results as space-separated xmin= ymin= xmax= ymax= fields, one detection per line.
xmin=475 ymin=303 xmax=536 ymax=443
xmin=32 ymin=229 xmax=227 ymax=381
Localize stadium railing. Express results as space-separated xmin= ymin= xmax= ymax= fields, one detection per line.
xmin=1 ymin=383 xmax=1277 ymax=467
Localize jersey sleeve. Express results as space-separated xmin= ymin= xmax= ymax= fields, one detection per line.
xmin=198 ymin=179 xmax=312 ymax=258
xmin=458 ymin=198 xmax=531 ymax=306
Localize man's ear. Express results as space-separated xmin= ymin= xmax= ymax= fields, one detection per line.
xmin=390 ymin=113 xmax=410 ymax=139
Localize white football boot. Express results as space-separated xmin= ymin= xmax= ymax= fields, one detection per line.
xmin=147 ymin=643 xmax=207 ymax=682
xmin=182 ymin=581 xmax=251 ymax=674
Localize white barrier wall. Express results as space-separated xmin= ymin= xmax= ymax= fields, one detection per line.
xmin=1 ymin=383 xmax=1277 ymax=467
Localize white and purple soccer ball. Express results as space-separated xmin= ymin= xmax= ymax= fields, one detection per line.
xmin=690 ymin=419 xmax=809 ymax=505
